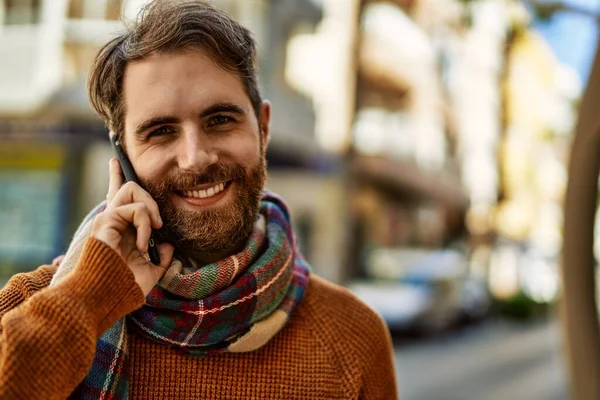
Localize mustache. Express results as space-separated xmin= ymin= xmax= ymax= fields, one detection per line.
xmin=143 ymin=163 xmax=247 ymax=193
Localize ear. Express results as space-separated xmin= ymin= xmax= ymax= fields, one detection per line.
xmin=258 ymin=100 xmax=271 ymax=152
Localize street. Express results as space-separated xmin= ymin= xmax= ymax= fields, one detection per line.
xmin=394 ymin=317 xmax=567 ymax=400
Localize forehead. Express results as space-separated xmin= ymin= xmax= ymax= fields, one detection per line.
xmin=122 ymin=50 xmax=251 ymax=129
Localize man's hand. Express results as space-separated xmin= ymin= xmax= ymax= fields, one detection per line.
xmin=91 ymin=157 xmax=174 ymax=296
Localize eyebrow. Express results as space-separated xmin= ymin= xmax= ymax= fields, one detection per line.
xmin=133 ymin=101 xmax=247 ymax=138
xmin=200 ymin=101 xmax=246 ymax=118
xmin=134 ymin=116 xmax=180 ymax=138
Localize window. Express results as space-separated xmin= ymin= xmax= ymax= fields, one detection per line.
xmin=68 ymin=0 xmax=122 ymax=21
xmin=4 ymin=0 xmax=41 ymax=25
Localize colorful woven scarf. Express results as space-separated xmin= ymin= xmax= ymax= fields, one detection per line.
xmin=51 ymin=191 xmax=311 ymax=400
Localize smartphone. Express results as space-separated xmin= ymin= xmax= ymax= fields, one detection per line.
xmin=110 ymin=134 xmax=161 ymax=265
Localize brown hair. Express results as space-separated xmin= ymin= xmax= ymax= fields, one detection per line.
xmin=87 ymin=0 xmax=262 ymax=141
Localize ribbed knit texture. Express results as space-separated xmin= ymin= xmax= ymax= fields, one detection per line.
xmin=0 ymin=241 xmax=398 ymax=399
xmin=0 ymin=238 xmax=144 ymax=400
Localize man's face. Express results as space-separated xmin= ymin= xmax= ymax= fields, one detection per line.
xmin=121 ymin=50 xmax=270 ymax=259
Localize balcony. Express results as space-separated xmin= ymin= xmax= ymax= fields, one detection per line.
xmin=0 ymin=0 xmax=145 ymax=116
xmin=0 ymin=0 xmax=68 ymax=114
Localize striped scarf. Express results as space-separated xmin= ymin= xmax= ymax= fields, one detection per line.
xmin=51 ymin=191 xmax=310 ymax=400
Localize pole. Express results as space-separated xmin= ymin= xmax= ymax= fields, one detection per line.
xmin=562 ymin=39 xmax=600 ymax=400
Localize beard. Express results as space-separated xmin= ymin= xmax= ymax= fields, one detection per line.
xmin=140 ymin=157 xmax=266 ymax=259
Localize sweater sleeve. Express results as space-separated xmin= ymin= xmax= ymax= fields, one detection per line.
xmin=0 ymin=264 xmax=58 ymax=334
xmin=359 ymin=316 xmax=399 ymax=400
xmin=0 ymin=237 xmax=145 ymax=400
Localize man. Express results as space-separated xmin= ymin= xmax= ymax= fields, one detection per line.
xmin=0 ymin=1 xmax=397 ymax=399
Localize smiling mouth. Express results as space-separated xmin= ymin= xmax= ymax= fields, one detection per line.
xmin=176 ymin=181 xmax=231 ymax=199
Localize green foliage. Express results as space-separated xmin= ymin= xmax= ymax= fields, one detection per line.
xmin=496 ymin=291 xmax=550 ymax=320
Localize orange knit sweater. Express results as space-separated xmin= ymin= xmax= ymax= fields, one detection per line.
xmin=0 ymin=238 xmax=398 ymax=399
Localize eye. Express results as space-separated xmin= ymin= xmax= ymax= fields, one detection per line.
xmin=148 ymin=126 xmax=172 ymax=138
xmin=207 ymin=115 xmax=235 ymax=127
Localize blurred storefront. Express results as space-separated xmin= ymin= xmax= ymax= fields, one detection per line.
xmin=0 ymin=141 xmax=70 ymax=277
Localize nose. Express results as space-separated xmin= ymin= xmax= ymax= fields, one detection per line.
xmin=177 ymin=128 xmax=219 ymax=173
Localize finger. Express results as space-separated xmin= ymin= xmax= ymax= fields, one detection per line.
xmin=107 ymin=157 xmax=124 ymax=203
xmin=111 ymin=203 xmax=153 ymax=253
xmin=111 ymin=181 xmax=162 ymax=228
xmin=131 ymin=205 xmax=152 ymax=253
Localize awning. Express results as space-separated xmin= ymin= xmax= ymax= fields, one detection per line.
xmin=352 ymin=154 xmax=469 ymax=209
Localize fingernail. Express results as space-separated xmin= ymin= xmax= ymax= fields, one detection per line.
xmin=140 ymin=251 xmax=151 ymax=264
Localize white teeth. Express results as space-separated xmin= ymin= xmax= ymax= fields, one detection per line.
xmin=182 ymin=183 xmax=226 ymax=199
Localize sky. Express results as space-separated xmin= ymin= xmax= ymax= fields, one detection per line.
xmin=532 ymin=0 xmax=600 ymax=85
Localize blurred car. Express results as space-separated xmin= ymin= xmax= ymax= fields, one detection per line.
xmin=348 ymin=248 xmax=490 ymax=333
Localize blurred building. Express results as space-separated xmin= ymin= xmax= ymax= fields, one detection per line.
xmin=311 ymin=0 xmax=581 ymax=327
xmin=314 ymin=0 xmax=486 ymax=329
xmin=491 ymin=17 xmax=580 ymax=303
xmin=349 ymin=0 xmax=470 ymax=281
xmin=305 ymin=0 xmax=475 ymax=282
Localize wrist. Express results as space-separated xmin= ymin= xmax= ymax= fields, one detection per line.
xmin=57 ymin=237 xmax=145 ymax=334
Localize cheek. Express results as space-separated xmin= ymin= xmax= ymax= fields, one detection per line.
xmin=222 ymin=131 xmax=262 ymax=166
xmin=133 ymin=149 xmax=172 ymax=183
